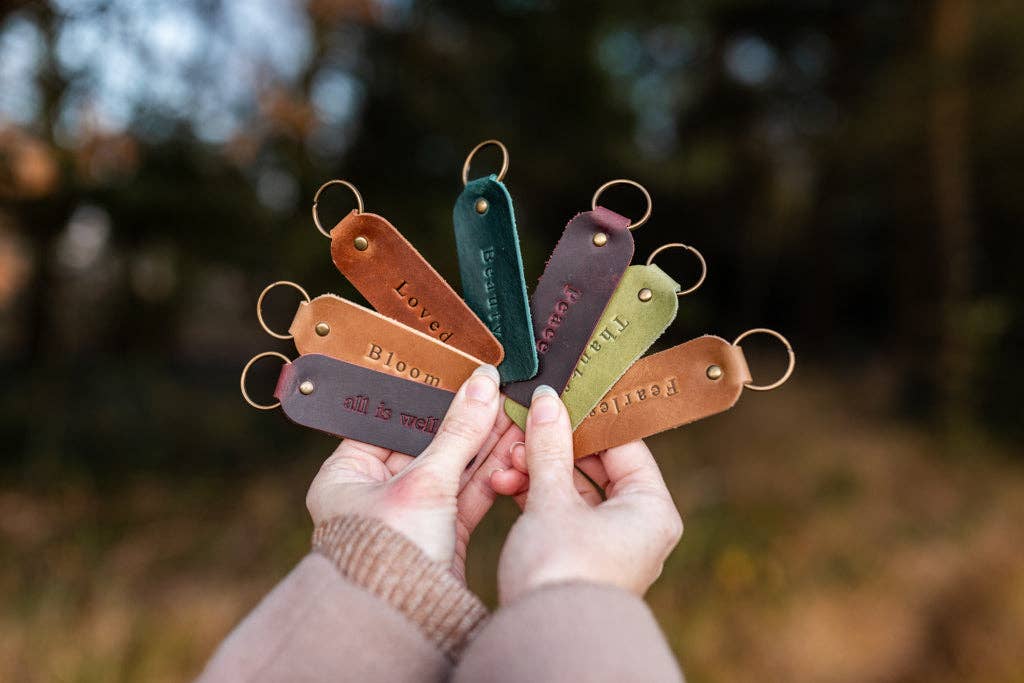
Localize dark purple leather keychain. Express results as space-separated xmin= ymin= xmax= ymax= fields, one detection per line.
xmin=241 ymin=352 xmax=455 ymax=456
xmin=502 ymin=180 xmax=650 ymax=414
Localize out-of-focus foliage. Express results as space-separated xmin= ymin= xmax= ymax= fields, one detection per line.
xmin=0 ymin=0 xmax=1022 ymax=681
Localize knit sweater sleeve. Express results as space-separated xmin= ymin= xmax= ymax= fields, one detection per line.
xmin=197 ymin=515 xmax=488 ymax=682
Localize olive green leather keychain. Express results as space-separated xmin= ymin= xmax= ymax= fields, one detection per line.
xmin=505 ymin=243 xmax=706 ymax=429
xmin=453 ymin=140 xmax=537 ymax=383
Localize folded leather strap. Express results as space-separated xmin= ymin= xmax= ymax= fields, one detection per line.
xmin=330 ymin=210 xmax=504 ymax=365
xmin=275 ymin=354 xmax=455 ymax=456
xmin=506 ymin=263 xmax=680 ymax=429
xmin=572 ymin=335 xmax=752 ymax=458
xmin=453 ymin=175 xmax=538 ymax=383
xmin=503 ymin=207 xmax=634 ymax=408
xmin=290 ymin=294 xmax=484 ymax=393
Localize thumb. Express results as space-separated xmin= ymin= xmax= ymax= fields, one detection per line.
xmin=415 ymin=364 xmax=501 ymax=480
xmin=523 ymin=385 xmax=576 ymax=510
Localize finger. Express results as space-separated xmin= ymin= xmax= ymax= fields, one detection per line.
xmin=316 ymin=439 xmax=395 ymax=482
xmin=575 ymin=454 xmax=610 ymax=490
xmin=455 ymin=418 xmax=525 ymax=533
xmin=458 ymin=409 xmax=516 ymax=492
xmin=599 ymin=440 xmax=670 ymax=499
xmin=490 ymin=467 xmax=528 ymax=495
xmin=523 ymin=385 xmax=577 ymax=509
xmin=384 ymin=451 xmax=415 ymax=475
xmin=416 ymin=364 xmax=501 ymax=478
xmin=510 ymin=441 xmax=527 ymax=473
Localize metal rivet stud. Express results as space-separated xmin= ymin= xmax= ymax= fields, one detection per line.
xmin=638 ymin=288 xmax=653 ymax=302
xmin=593 ymin=232 xmax=609 ymax=247
xmin=475 ymin=198 xmax=489 ymax=214
xmin=299 ymin=380 xmax=315 ymax=395
xmin=706 ymin=365 xmax=723 ymax=380
xmin=353 ymin=236 xmax=369 ymax=251
xmin=315 ymin=322 xmax=330 ymax=336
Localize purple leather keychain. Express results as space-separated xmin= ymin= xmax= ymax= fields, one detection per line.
xmin=242 ymin=352 xmax=455 ymax=456
xmin=502 ymin=180 xmax=650 ymax=412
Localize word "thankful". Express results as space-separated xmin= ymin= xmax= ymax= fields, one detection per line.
xmin=563 ymin=315 xmax=631 ymax=393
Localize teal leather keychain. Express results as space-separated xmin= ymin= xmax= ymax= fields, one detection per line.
xmin=453 ymin=141 xmax=538 ymax=383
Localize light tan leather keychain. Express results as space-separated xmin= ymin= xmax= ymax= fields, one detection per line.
xmin=572 ymin=329 xmax=795 ymax=457
xmin=257 ymin=281 xmax=486 ymax=393
xmin=311 ymin=180 xmax=504 ymax=366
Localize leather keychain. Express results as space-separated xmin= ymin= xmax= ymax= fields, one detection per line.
xmin=256 ymin=281 xmax=486 ymax=393
xmin=241 ymin=353 xmax=455 ymax=456
xmin=453 ymin=140 xmax=538 ymax=383
xmin=572 ymin=329 xmax=795 ymax=458
xmin=312 ymin=180 xmax=504 ymax=366
xmin=505 ymin=243 xmax=707 ymax=429
xmin=503 ymin=179 xmax=650 ymax=410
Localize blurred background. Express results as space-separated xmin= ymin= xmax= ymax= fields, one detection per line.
xmin=1 ymin=0 xmax=1022 ymax=680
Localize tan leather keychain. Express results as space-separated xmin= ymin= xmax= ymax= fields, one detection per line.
xmin=312 ymin=180 xmax=504 ymax=365
xmin=572 ymin=329 xmax=794 ymax=458
xmin=257 ymin=281 xmax=486 ymax=393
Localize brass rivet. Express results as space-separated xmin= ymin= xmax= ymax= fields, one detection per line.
xmin=706 ymin=365 xmax=723 ymax=380
xmin=299 ymin=380 xmax=315 ymax=395
xmin=353 ymin=236 xmax=368 ymax=251
xmin=314 ymin=322 xmax=330 ymax=336
xmin=475 ymin=198 xmax=489 ymax=214
xmin=638 ymin=288 xmax=653 ymax=302
xmin=592 ymin=232 xmax=609 ymax=247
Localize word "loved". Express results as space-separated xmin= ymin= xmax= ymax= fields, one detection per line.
xmin=394 ymin=281 xmax=454 ymax=342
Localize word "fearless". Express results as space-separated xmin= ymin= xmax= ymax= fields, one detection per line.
xmin=366 ymin=344 xmax=442 ymax=387
xmin=537 ymin=284 xmax=582 ymax=354
xmin=394 ymin=281 xmax=454 ymax=342
xmin=564 ymin=315 xmax=630 ymax=393
xmin=589 ymin=377 xmax=679 ymax=416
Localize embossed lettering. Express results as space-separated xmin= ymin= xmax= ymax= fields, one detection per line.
xmin=589 ymin=376 xmax=679 ymax=416
xmin=393 ymin=280 xmax=455 ymax=343
xmin=344 ymin=395 xmax=369 ymax=414
xmin=365 ymin=342 xmax=443 ymax=387
xmin=537 ymin=284 xmax=583 ymax=355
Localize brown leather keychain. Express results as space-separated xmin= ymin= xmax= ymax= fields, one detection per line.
xmin=257 ymin=281 xmax=485 ymax=393
xmin=241 ymin=352 xmax=455 ymax=456
xmin=572 ymin=329 xmax=795 ymax=458
xmin=312 ymin=180 xmax=504 ymax=366
xmin=503 ymin=179 xmax=650 ymax=407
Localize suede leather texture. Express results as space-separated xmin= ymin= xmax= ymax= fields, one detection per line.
xmin=275 ymin=354 xmax=455 ymax=456
xmin=330 ymin=210 xmax=504 ymax=365
xmin=505 ymin=264 xmax=680 ymax=429
xmin=503 ymin=207 xmax=634 ymax=407
xmin=453 ymin=175 xmax=537 ymax=384
xmin=572 ymin=335 xmax=753 ymax=458
xmin=290 ymin=294 xmax=484 ymax=392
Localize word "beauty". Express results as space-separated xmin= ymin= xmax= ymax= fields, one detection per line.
xmin=479 ymin=248 xmax=502 ymax=338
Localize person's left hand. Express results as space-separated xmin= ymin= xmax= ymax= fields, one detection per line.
xmin=305 ymin=365 xmax=524 ymax=582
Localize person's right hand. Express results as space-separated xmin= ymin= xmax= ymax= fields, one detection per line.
xmin=490 ymin=386 xmax=684 ymax=605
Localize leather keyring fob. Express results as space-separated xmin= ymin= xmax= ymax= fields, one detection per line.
xmin=503 ymin=207 xmax=634 ymax=410
xmin=454 ymin=175 xmax=537 ymax=383
xmin=290 ymin=294 xmax=486 ymax=392
xmin=275 ymin=354 xmax=455 ymax=456
xmin=330 ymin=210 xmax=504 ymax=365
xmin=572 ymin=335 xmax=753 ymax=457
xmin=506 ymin=263 xmax=680 ymax=429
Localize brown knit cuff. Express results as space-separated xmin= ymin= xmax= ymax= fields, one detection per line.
xmin=311 ymin=515 xmax=489 ymax=660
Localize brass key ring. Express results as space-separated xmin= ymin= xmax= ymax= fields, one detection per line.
xmin=257 ymin=280 xmax=310 ymax=340
xmin=646 ymin=243 xmax=708 ymax=297
xmin=240 ymin=351 xmax=291 ymax=410
xmin=591 ymin=179 xmax=652 ymax=231
xmin=462 ymin=139 xmax=509 ymax=186
xmin=312 ymin=179 xmax=364 ymax=238
xmin=733 ymin=328 xmax=795 ymax=391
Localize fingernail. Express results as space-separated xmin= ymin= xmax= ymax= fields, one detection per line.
xmin=466 ymin=364 xmax=499 ymax=403
xmin=529 ymin=385 xmax=562 ymax=424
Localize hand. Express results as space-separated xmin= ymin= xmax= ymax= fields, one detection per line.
xmin=489 ymin=386 xmax=683 ymax=604
xmin=305 ymin=364 xmax=522 ymax=582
